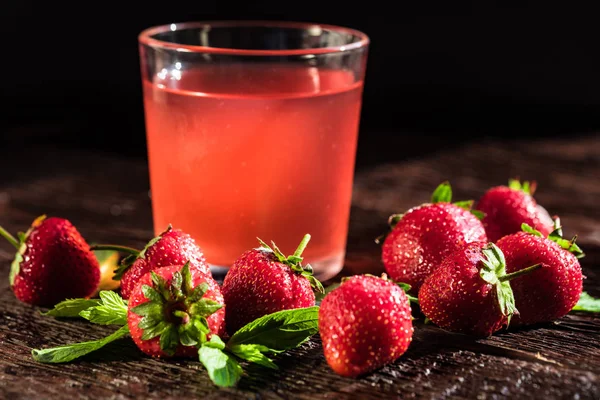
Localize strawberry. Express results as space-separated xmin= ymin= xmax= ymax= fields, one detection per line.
xmin=318 ymin=275 xmax=413 ymax=377
xmin=496 ymin=222 xmax=584 ymax=326
xmin=92 ymin=225 xmax=210 ymax=299
xmin=127 ymin=263 xmax=226 ymax=358
xmin=475 ymin=179 xmax=554 ymax=242
xmin=419 ymin=242 xmax=541 ymax=337
xmin=0 ymin=216 xmax=100 ymax=306
xmin=379 ymin=182 xmax=487 ymax=294
xmin=222 ymin=234 xmax=323 ymax=335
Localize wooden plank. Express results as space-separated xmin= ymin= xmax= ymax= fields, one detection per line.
xmin=0 ymin=135 xmax=598 ymax=399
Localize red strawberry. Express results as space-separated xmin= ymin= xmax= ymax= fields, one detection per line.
xmin=475 ymin=179 xmax=554 ymax=242
xmin=318 ymin=275 xmax=413 ymax=377
xmin=222 ymin=234 xmax=323 ymax=335
xmin=127 ymin=263 xmax=226 ymax=358
xmin=496 ymin=222 xmax=584 ymax=326
xmin=419 ymin=242 xmax=541 ymax=337
xmin=92 ymin=225 xmax=210 ymax=299
xmin=0 ymin=216 xmax=100 ymax=306
xmin=380 ymin=182 xmax=487 ymax=294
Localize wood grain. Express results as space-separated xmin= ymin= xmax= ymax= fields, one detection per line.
xmin=0 ymin=135 xmax=598 ymax=399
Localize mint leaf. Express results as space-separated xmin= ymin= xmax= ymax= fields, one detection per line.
xmin=572 ymin=292 xmax=600 ymax=313
xmin=227 ymin=306 xmax=319 ymax=352
xmin=42 ymin=299 xmax=102 ymax=318
xmin=99 ymin=290 xmax=127 ymax=310
xmin=32 ymin=325 xmax=130 ymax=363
xmin=79 ymin=291 xmax=128 ymax=326
xmin=431 ymin=181 xmax=452 ymax=203
xmin=204 ymin=334 xmax=226 ymax=349
xmin=199 ymin=336 xmax=243 ymax=388
xmin=229 ymin=343 xmax=278 ymax=369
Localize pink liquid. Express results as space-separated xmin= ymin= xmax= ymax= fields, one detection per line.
xmin=143 ymin=63 xmax=363 ymax=279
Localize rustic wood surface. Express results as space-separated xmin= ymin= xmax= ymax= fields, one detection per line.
xmin=0 ymin=134 xmax=598 ymax=399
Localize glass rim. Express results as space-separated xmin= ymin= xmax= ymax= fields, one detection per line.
xmin=138 ymin=20 xmax=370 ymax=56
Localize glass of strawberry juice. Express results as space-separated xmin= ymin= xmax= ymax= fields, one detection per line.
xmin=138 ymin=21 xmax=369 ymax=280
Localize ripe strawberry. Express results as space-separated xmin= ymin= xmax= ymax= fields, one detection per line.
xmin=222 ymin=234 xmax=323 ymax=335
xmin=380 ymin=182 xmax=487 ymax=294
xmin=127 ymin=263 xmax=226 ymax=358
xmin=496 ymin=222 xmax=584 ymax=326
xmin=419 ymin=242 xmax=541 ymax=337
xmin=0 ymin=216 xmax=100 ymax=306
xmin=92 ymin=225 xmax=210 ymax=299
xmin=319 ymin=275 xmax=413 ymax=377
xmin=475 ymin=179 xmax=554 ymax=242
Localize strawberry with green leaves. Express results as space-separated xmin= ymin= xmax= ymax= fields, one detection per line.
xmin=222 ymin=234 xmax=323 ymax=334
xmin=475 ymin=179 xmax=554 ymax=242
xmin=127 ymin=263 xmax=226 ymax=358
xmin=419 ymin=242 xmax=541 ymax=337
xmin=318 ymin=274 xmax=413 ymax=377
xmin=92 ymin=225 xmax=210 ymax=299
xmin=34 ymin=283 xmax=320 ymax=388
xmin=496 ymin=221 xmax=584 ymax=326
xmin=0 ymin=215 xmax=100 ymax=306
xmin=379 ymin=182 xmax=487 ymax=294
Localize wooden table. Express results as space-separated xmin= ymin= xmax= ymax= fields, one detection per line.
xmin=0 ymin=135 xmax=598 ymax=399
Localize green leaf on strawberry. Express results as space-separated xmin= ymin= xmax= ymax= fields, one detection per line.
xmin=130 ymin=262 xmax=223 ymax=356
xmin=257 ymin=234 xmax=324 ymax=294
xmin=521 ymin=223 xmax=544 ymax=237
xmin=453 ymin=199 xmax=485 ymax=220
xmin=431 ymin=181 xmax=452 ymax=203
xmin=4 ymin=215 xmax=46 ymax=286
xmin=393 ymin=281 xmax=419 ymax=304
xmin=376 ymin=181 xmax=483 ymax=245
xmin=479 ymin=243 xmax=542 ymax=325
xmin=522 ymin=221 xmax=585 ymax=258
xmin=479 ymin=244 xmax=517 ymax=324
xmin=547 ymin=218 xmax=585 ymax=259
xmin=508 ymin=178 xmax=536 ymax=195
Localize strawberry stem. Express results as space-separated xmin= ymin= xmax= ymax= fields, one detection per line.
xmin=0 ymin=225 xmax=19 ymax=249
xmin=498 ymin=263 xmax=542 ymax=282
xmin=90 ymin=244 xmax=140 ymax=256
xmin=292 ymin=234 xmax=311 ymax=259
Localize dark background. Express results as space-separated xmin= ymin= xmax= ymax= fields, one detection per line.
xmin=2 ymin=2 xmax=599 ymax=169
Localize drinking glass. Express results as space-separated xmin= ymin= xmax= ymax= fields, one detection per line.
xmin=138 ymin=21 xmax=369 ymax=280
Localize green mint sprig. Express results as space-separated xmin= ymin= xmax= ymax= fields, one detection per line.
xmin=572 ymin=292 xmax=600 ymax=313
xmin=34 ymin=288 xmax=319 ymax=389
xmin=42 ymin=290 xmax=127 ymax=325
xmin=32 ymin=325 xmax=130 ymax=363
